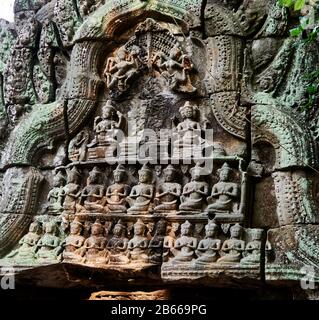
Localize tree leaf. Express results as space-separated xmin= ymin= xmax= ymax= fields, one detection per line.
xmin=294 ymin=0 xmax=306 ymax=11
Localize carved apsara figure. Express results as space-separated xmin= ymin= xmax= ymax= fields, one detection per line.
xmin=104 ymin=45 xmax=141 ymax=92
xmin=179 ymin=163 xmax=209 ymax=212
xmin=77 ymin=167 xmax=105 ymax=214
xmin=104 ymin=164 xmax=130 ymax=213
xmin=195 ymin=221 xmax=221 ymax=266
xmin=62 ymin=217 xmax=86 ymax=262
xmin=45 ymin=170 xmax=66 ymax=215
xmin=241 ymin=229 xmax=263 ymax=265
xmin=154 ymin=165 xmax=181 ymax=213
xmin=217 ymin=224 xmax=245 ymax=264
xmin=62 ymin=166 xmax=82 ymax=215
xmin=106 ymin=220 xmax=129 ymax=265
xmin=127 ymin=164 xmax=154 ymax=214
xmin=149 ymin=220 xmax=167 ymax=263
xmin=36 ymin=221 xmax=62 ymax=263
xmin=68 ymin=129 xmax=90 ymax=161
xmin=156 ymin=44 xmax=196 ymax=93
xmin=127 ymin=219 xmax=149 ymax=263
xmin=6 ymin=221 xmax=42 ymax=264
xmin=207 ymin=163 xmax=240 ymax=213
xmin=83 ymin=219 xmax=108 ymax=264
xmin=170 ymin=220 xmax=197 ymax=263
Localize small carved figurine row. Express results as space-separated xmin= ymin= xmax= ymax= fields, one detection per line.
xmin=5 ymin=217 xmax=263 ymax=267
xmin=46 ymin=161 xmax=240 ymax=216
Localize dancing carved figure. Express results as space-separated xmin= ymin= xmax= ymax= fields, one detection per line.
xmin=154 ymin=165 xmax=181 ymax=213
xmin=127 ymin=219 xmax=149 ymax=263
xmin=83 ymin=219 xmax=108 ymax=264
xmin=45 ymin=170 xmax=66 ymax=215
xmin=195 ymin=221 xmax=221 ymax=266
xmin=104 ymin=164 xmax=130 ymax=213
xmin=170 ymin=220 xmax=197 ymax=263
xmin=217 ymin=224 xmax=245 ymax=264
xmin=104 ymin=45 xmax=141 ymax=92
xmin=62 ymin=218 xmax=86 ymax=262
xmin=36 ymin=221 xmax=62 ymax=263
xmin=127 ymin=164 xmax=154 ymax=214
xmin=179 ymin=163 xmax=209 ymax=212
xmin=241 ymin=229 xmax=263 ymax=265
xmin=207 ymin=163 xmax=240 ymax=213
xmin=77 ymin=167 xmax=105 ymax=214
xmin=106 ymin=220 xmax=129 ymax=265
xmin=156 ymin=44 xmax=196 ymax=93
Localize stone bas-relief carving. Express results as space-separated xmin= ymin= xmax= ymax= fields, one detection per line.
xmin=0 ymin=0 xmax=318 ymax=298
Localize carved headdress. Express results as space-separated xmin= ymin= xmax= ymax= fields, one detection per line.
xmin=70 ymin=217 xmax=83 ymax=228
xmin=205 ymin=220 xmax=218 ymax=232
xmin=181 ymin=220 xmax=192 ymax=230
xmin=114 ymin=164 xmax=126 ymax=173
xmin=179 ymin=101 xmax=199 ymax=118
xmin=138 ymin=163 xmax=152 ymax=176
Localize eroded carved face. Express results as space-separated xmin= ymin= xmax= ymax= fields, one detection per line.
xmin=92 ymin=225 xmax=103 ymax=236
xmin=113 ymin=225 xmax=122 ymax=236
xmin=45 ymin=223 xmax=55 ymax=234
xmin=206 ymin=227 xmax=217 ymax=238
xmin=102 ymin=107 xmax=115 ymax=119
xmin=114 ymin=171 xmax=124 ymax=183
xmin=181 ymin=226 xmax=190 ymax=236
xmin=70 ymin=223 xmax=81 ymax=235
xmin=219 ymin=169 xmax=230 ymax=181
xmin=139 ymin=172 xmax=151 ymax=183
xmin=164 ymin=170 xmax=174 ymax=182
xmin=134 ymin=224 xmax=144 ymax=236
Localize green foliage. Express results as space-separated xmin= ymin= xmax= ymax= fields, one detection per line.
xmin=279 ymin=0 xmax=319 ymax=111
xmin=279 ymin=0 xmax=306 ymax=10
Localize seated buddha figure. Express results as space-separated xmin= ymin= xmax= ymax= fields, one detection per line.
xmin=170 ymin=220 xmax=197 ymax=264
xmin=45 ymin=170 xmax=66 ymax=215
xmin=195 ymin=221 xmax=221 ymax=266
xmin=83 ymin=219 xmax=108 ymax=265
xmin=217 ymin=224 xmax=245 ymax=264
xmin=179 ymin=163 xmax=209 ymax=212
xmin=154 ymin=165 xmax=181 ymax=213
xmin=77 ymin=167 xmax=105 ymax=214
xmin=62 ymin=217 xmax=86 ymax=262
xmin=104 ymin=164 xmax=131 ymax=213
xmin=172 ymin=101 xmax=202 ymax=158
xmin=36 ymin=221 xmax=62 ymax=263
xmin=88 ymin=100 xmax=124 ymax=149
xmin=106 ymin=220 xmax=129 ymax=265
xmin=207 ymin=163 xmax=240 ymax=213
xmin=62 ymin=166 xmax=82 ymax=215
xmin=127 ymin=219 xmax=149 ymax=263
xmin=6 ymin=221 xmax=42 ymax=264
xmin=149 ymin=220 xmax=167 ymax=264
xmin=127 ymin=164 xmax=154 ymax=215
xmin=241 ymin=229 xmax=263 ymax=265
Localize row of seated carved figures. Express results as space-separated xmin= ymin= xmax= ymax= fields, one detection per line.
xmin=68 ymin=100 xmax=218 ymax=162
xmin=5 ymin=218 xmax=263 ymax=268
xmin=46 ymin=162 xmax=241 ymax=216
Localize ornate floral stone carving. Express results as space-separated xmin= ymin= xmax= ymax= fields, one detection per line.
xmin=0 ymin=0 xmax=319 ymax=296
